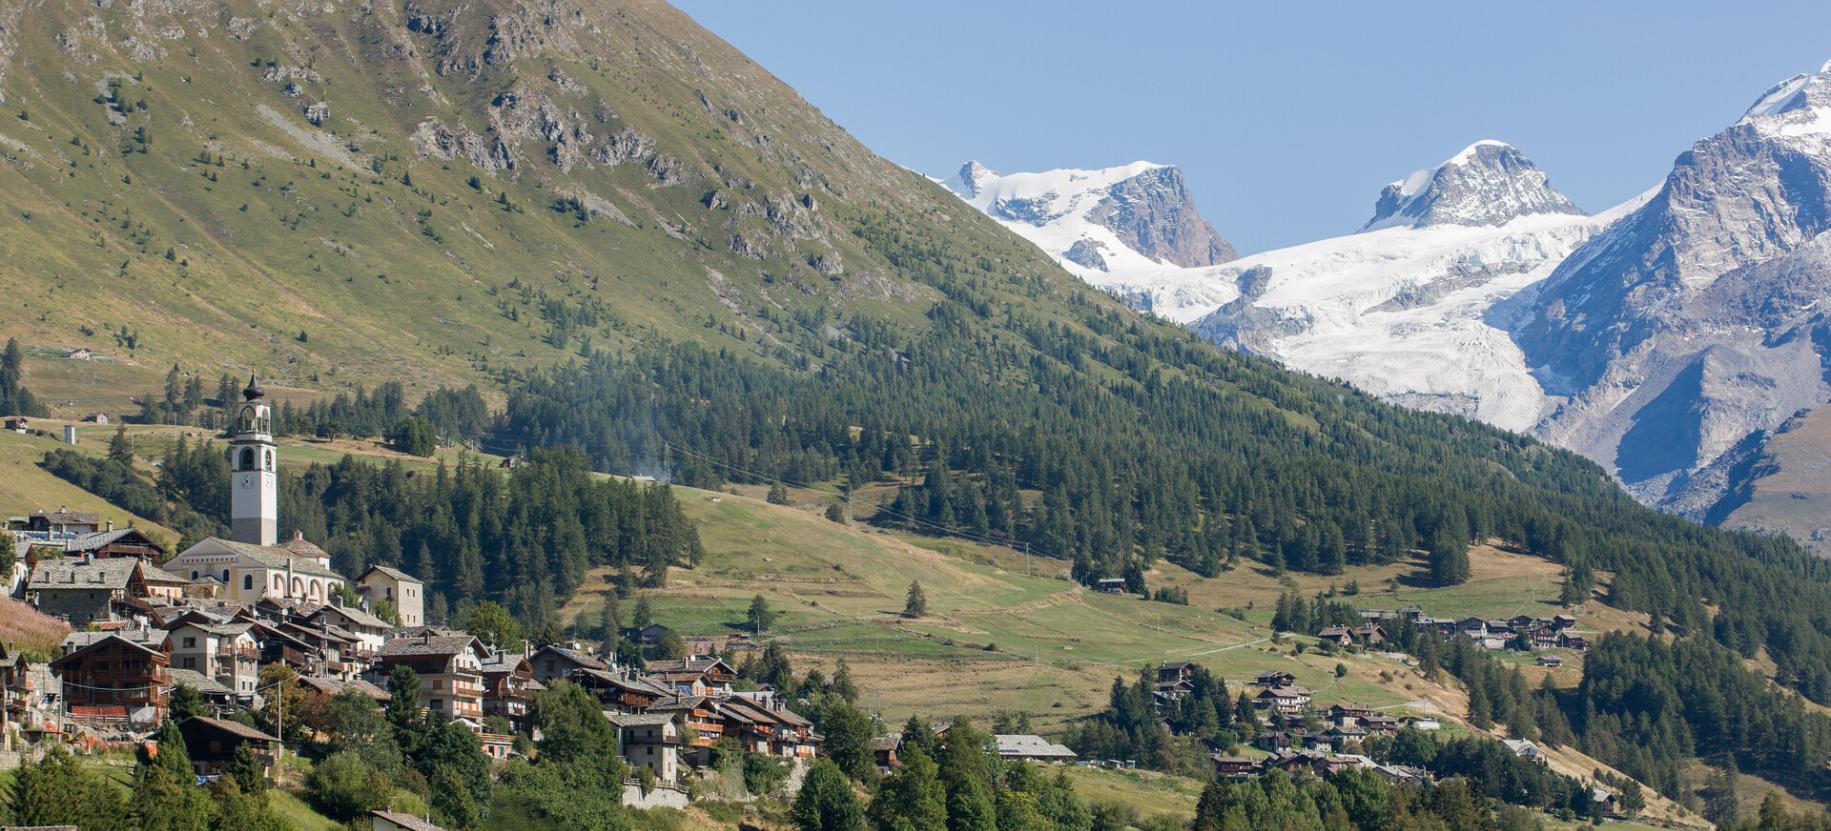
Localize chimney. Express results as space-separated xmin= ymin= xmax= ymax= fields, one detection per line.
xmin=105 ymin=520 xmax=114 ymax=532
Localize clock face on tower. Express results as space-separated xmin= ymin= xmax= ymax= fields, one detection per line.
xmin=239 ymin=474 xmax=255 ymax=489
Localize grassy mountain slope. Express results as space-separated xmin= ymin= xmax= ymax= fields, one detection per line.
xmin=0 ymin=0 xmax=1096 ymax=401
xmin=1717 ymin=404 xmax=1831 ymax=555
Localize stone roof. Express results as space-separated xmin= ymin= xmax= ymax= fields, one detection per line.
xmin=28 ymin=558 xmax=138 ymax=591
xmin=360 ymin=564 xmax=420 ymax=583
xmin=278 ymin=532 xmax=329 ymax=560
xmin=196 ymin=538 xmax=342 ymax=578
xmin=378 ymin=634 xmax=482 ymax=658
xmin=139 ymin=564 xmax=191 ymax=584
xmin=307 ymin=603 xmax=391 ymax=631
xmin=31 ymin=509 xmax=99 ymax=525
xmin=479 ymin=652 xmax=527 ymax=674
xmin=532 ymin=644 xmax=609 ymax=672
xmin=184 ymin=715 xmax=279 ymax=742
xmin=62 ymin=527 xmax=164 ymax=554
xmin=994 ymin=734 xmax=1077 ymax=759
xmin=169 ymin=667 xmax=234 ymax=696
xmin=369 ymin=810 xmax=446 ymax=831
xmin=607 ymin=712 xmax=676 ymax=728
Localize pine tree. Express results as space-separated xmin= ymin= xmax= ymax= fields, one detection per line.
xmin=1427 ymin=531 xmax=1471 ymax=587
xmin=228 ymin=742 xmax=268 ymax=797
xmin=904 ymin=580 xmax=928 ymax=618
xmin=869 ymin=746 xmax=947 ymax=831
xmin=0 ymin=338 xmax=46 ymax=417
xmin=747 ymin=594 xmax=776 ymax=633
xmin=170 ymin=683 xmax=207 ymax=721
xmin=131 ymin=719 xmax=217 ymax=831
xmin=792 ymin=760 xmax=865 ymax=831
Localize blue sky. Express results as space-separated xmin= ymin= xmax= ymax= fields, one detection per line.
xmin=675 ymin=1 xmax=1831 ymax=253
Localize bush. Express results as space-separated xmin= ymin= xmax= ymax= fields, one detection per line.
xmin=306 ymin=750 xmax=394 ymax=820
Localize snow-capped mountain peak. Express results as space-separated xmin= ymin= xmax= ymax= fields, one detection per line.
xmin=1738 ymin=61 xmax=1831 ymax=137
xmin=946 ymin=160 xmax=1235 ymax=274
xmin=1362 ymin=140 xmax=1583 ymax=232
xmin=956 ymin=160 xmax=998 ymax=198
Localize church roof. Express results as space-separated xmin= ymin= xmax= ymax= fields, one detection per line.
xmin=279 ymin=531 xmax=330 ymax=560
xmin=242 ymin=373 xmax=266 ymax=401
xmin=186 ymin=538 xmax=342 ymax=579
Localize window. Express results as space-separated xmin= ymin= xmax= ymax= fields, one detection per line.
xmin=243 ymin=575 xmax=253 ymax=591
xmin=190 ymin=570 xmax=199 ymax=580
xmin=264 ymin=450 xmax=273 ymax=471
xmin=210 ymin=741 xmax=222 ymax=753
xmin=239 ymin=447 xmax=254 ymax=469
xmin=183 ymin=637 xmax=196 ymax=648
xmin=181 ymin=657 xmax=196 ymax=669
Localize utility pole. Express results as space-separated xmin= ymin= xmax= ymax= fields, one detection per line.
xmin=1024 ymin=542 xmax=1031 ymax=578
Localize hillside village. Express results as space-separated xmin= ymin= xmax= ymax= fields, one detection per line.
xmin=2 ymin=380 xmax=844 ymax=818
xmin=0 ymin=377 xmax=1636 ymax=827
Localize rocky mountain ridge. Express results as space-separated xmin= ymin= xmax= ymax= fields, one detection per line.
xmin=1363 ymin=139 xmax=1585 ymax=231
xmin=949 ymin=66 xmax=1831 ymax=551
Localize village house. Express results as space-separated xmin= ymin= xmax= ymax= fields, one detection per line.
xmin=302 ymin=603 xmax=392 ymax=656
xmin=24 ymin=556 xmax=166 ymax=626
xmin=1558 ymin=633 xmax=1589 ymax=651
xmin=1536 ymin=655 xmax=1564 ymax=668
xmin=1255 ymin=670 xmax=1297 ymax=687
xmin=648 ymin=695 xmax=726 ymax=765
xmin=22 ymin=508 xmax=102 ymax=536
xmin=178 ymin=716 xmax=281 ymax=778
xmin=1354 ymin=624 xmax=1386 ymax=646
xmin=375 ymin=633 xmax=488 ymax=724
xmin=165 ymin=619 xmax=261 ymax=701
xmin=994 ymin=734 xmax=1078 ymax=763
xmin=1212 ymin=755 xmax=1261 ymax=778
xmin=370 ymin=810 xmax=448 ymax=831
xmin=61 ymin=527 xmax=166 ymax=562
xmin=1327 ymin=703 xmax=1376 ymax=726
xmin=633 ymin=624 xmax=674 ymax=651
xmin=873 ymin=734 xmax=902 ymax=772
xmin=51 ymin=632 xmax=172 ymax=723
xmin=1092 ymin=577 xmax=1127 ymax=594
xmin=577 ymin=668 xmax=676 ymax=714
xmin=1503 ymin=738 xmax=1547 ymax=765
xmin=479 ymin=651 xmax=540 ymax=731
xmin=610 ymin=712 xmax=682 ymax=785
xmin=299 ymin=673 xmax=393 ymax=702
xmin=1316 ymin=625 xmax=1355 ymax=648
xmin=1256 ymin=685 xmax=1312 ymax=714
xmin=4 ymin=417 xmax=29 ymax=434
xmin=645 ymin=656 xmax=735 ymax=698
xmin=356 ymin=565 xmax=425 ymax=628
xmin=713 ymin=696 xmax=822 ymax=759
xmin=528 ymin=644 xmax=612 ymax=688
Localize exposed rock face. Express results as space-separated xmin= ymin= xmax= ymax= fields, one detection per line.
xmin=1363 ymin=140 xmax=1583 ymax=231
xmin=1515 ymin=61 xmax=1831 ymax=510
xmin=946 ymin=160 xmax=1235 ymax=275
xmin=1088 ymin=165 xmax=1235 ymax=267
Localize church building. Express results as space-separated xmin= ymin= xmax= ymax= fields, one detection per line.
xmin=163 ymin=376 xmax=348 ymax=605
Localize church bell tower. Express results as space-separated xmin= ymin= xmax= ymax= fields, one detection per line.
xmin=229 ymin=373 xmax=278 ymax=546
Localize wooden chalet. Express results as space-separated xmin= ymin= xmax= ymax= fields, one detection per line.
xmin=645 ymin=656 xmax=736 ymax=697
xmin=178 ymin=716 xmax=280 ymax=778
xmin=1255 ymin=670 xmax=1297 ymax=687
xmin=61 ymin=527 xmax=167 ymax=562
xmin=50 ymin=633 xmax=172 ymax=722
xmin=479 ymin=651 xmax=541 ymax=730
xmin=1212 ymin=755 xmax=1261 ymax=778
xmin=528 ymin=644 xmax=609 ymax=688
